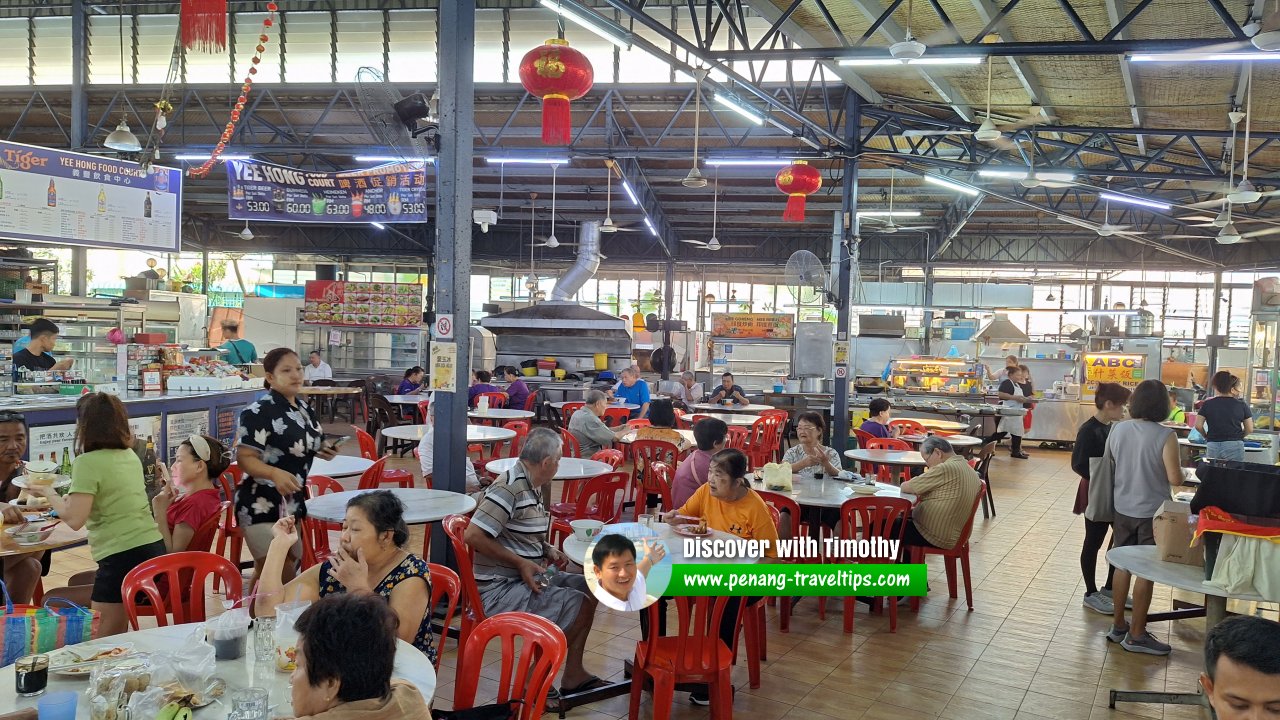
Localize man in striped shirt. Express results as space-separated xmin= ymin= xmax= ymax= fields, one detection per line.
xmin=463 ymin=428 xmax=603 ymax=695
xmin=899 ymin=436 xmax=982 ymax=552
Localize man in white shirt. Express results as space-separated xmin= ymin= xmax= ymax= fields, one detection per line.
xmin=417 ymin=399 xmax=481 ymax=493
xmin=589 ymin=533 xmax=665 ymax=612
xmin=302 ymin=351 xmax=333 ymax=384
xmin=669 ymin=371 xmax=704 ymax=408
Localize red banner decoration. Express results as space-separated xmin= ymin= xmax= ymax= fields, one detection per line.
xmin=518 ymin=39 xmax=594 ymax=146
xmin=180 ymin=0 xmax=228 ymax=52
xmin=775 ymin=160 xmax=822 ymax=222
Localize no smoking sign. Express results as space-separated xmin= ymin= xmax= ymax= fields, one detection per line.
xmin=435 ymin=314 xmax=454 ymax=339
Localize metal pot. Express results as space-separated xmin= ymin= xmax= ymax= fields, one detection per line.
xmin=800 ymin=377 xmax=825 ymax=393
xmin=1125 ymin=310 xmax=1155 ymax=337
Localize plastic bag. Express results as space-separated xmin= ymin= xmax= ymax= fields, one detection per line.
xmin=273 ymin=600 xmax=311 ymax=673
xmin=171 ymin=627 xmax=216 ymax=690
xmin=86 ymin=655 xmax=154 ymax=720
xmin=207 ymin=604 xmax=250 ymax=660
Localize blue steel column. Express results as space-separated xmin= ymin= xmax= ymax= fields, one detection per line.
xmin=70 ymin=0 xmax=89 ymax=295
xmin=831 ymin=91 xmax=860 ymax=455
xmin=430 ymin=1 xmax=474 ymax=563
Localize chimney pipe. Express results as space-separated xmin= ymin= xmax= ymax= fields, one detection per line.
xmin=550 ymin=221 xmax=601 ymax=301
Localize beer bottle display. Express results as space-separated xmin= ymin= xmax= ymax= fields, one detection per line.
xmin=143 ymin=192 xmax=152 ymax=218
xmin=46 ymin=179 xmax=56 ymax=207
xmin=97 ymin=187 xmax=107 ymax=213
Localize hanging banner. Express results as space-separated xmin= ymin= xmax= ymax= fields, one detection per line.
xmin=0 ymin=140 xmax=182 ymax=251
xmin=226 ymin=159 xmax=428 ymax=224
xmin=710 ymin=313 xmax=795 ymax=340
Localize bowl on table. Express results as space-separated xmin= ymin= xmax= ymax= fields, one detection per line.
xmin=570 ymin=519 xmax=604 ymax=541
xmin=7 ymin=526 xmax=55 ymax=545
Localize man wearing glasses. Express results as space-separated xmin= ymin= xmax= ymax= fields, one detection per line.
xmin=898 ymin=436 xmax=983 ymax=554
xmin=0 ymin=412 xmax=45 ymax=602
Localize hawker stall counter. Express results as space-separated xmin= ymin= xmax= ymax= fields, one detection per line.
xmin=1 ymin=387 xmax=262 ymax=470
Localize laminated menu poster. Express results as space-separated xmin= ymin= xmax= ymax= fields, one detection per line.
xmin=710 ymin=313 xmax=795 ymax=339
xmin=165 ymin=411 xmax=211 ymax=463
xmin=302 ymin=280 xmax=423 ymax=327
xmin=28 ymin=415 xmax=163 ymax=495
xmin=225 ymin=159 xmax=428 ymax=224
xmin=0 ymin=140 xmax=181 ymax=251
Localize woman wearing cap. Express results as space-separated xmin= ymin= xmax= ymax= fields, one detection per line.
xmin=151 ymin=434 xmax=231 ymax=552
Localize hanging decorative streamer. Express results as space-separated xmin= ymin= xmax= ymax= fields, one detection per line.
xmin=188 ymin=2 xmax=278 ymax=179
xmin=180 ymin=0 xmax=229 ymax=52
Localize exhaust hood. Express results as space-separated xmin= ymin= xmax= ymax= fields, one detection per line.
xmin=976 ymin=313 xmax=1029 ymax=343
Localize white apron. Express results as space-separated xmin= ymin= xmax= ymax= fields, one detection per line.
xmin=998 ymin=383 xmax=1027 ymax=436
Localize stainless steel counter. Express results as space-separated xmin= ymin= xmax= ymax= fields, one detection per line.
xmin=1026 ymin=399 xmax=1091 ymax=444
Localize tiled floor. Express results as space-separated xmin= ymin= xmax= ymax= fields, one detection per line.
xmin=47 ymin=442 xmax=1276 ymax=720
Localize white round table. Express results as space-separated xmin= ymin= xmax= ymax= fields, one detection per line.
xmin=0 ymin=623 xmax=435 ymax=718
xmin=309 ymin=455 xmax=375 ymax=478
xmin=384 ymin=394 xmax=427 ymax=405
xmin=467 ymin=408 xmax=535 ymax=421
xmin=688 ymin=403 xmax=774 ymax=414
xmin=485 ymin=457 xmax=613 ymax=480
xmin=550 ymin=401 xmax=639 ymax=411
xmin=748 ymin=475 xmax=915 ymax=508
xmin=844 ymin=449 xmax=928 ymax=467
xmin=307 ymin=488 xmax=476 ymax=524
xmin=561 ymin=521 xmax=757 ymax=567
xmin=688 ymin=412 xmax=759 ymax=427
xmin=382 ymin=424 xmax=516 ymax=444
xmin=898 ymin=433 xmax=982 ymax=449
xmin=913 ymin=418 xmax=968 ymax=432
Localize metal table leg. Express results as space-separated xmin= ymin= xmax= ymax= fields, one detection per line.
xmin=1110 ymin=596 xmax=1224 ymax=712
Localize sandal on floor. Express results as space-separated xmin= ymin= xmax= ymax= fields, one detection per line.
xmin=560 ymin=676 xmax=609 ymax=696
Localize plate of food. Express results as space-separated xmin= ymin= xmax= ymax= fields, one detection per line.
xmin=49 ymin=644 xmax=135 ymax=676
xmin=9 ymin=496 xmax=51 ymax=510
xmin=12 ymin=475 xmax=71 ymax=490
xmin=671 ymin=519 xmax=710 ymax=537
xmin=848 ymin=484 xmax=881 ymax=495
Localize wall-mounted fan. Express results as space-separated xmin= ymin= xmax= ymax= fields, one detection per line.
xmin=354 ymin=67 xmax=437 ymax=161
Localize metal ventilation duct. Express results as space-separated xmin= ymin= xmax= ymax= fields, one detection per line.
xmin=976 ymin=313 xmax=1030 ymax=343
xmin=550 ymin=220 xmax=600 ymax=301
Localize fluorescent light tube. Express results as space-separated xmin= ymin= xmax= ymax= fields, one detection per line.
xmin=174 ymin=153 xmax=251 ymax=160
xmin=714 ymin=94 xmax=765 ymax=125
xmin=539 ymin=0 xmax=633 ymax=49
xmin=978 ymin=169 xmax=1076 ymax=182
xmin=620 ymin=179 xmax=640 ymax=207
xmin=643 ymin=218 xmax=657 ymax=236
xmin=857 ymin=210 xmax=921 ymax=218
xmin=485 ymin=157 xmax=569 ymax=165
xmin=355 ymin=155 xmax=434 ymax=163
xmin=838 ymin=56 xmax=983 ymax=66
xmin=705 ymin=158 xmax=792 ymax=167
xmin=924 ymin=175 xmax=981 ymax=196
xmin=1130 ymin=52 xmax=1280 ymax=62
xmin=371 ymin=222 xmax=386 ymax=230
xmin=1099 ymin=192 xmax=1171 ymax=211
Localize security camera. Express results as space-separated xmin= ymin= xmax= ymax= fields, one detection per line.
xmin=473 ymin=209 xmax=497 ymax=233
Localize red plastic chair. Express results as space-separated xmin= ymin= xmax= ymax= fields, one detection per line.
xmin=866 ymin=437 xmax=913 ymax=483
xmin=474 ymin=391 xmax=509 ymax=409
xmin=626 ymin=418 xmax=651 ymax=430
xmin=307 ymin=474 xmax=344 ymax=498
xmin=453 ymin=613 xmax=567 ymax=720
xmin=756 ymin=490 xmax=817 ymax=633
xmin=215 ymin=464 xmax=240 ymax=503
xmin=759 ymin=409 xmax=790 ymax=460
xmin=571 ymin=471 xmax=629 ymax=523
xmin=851 ymin=429 xmax=878 ymax=475
xmin=673 ymin=408 xmax=688 ymax=429
xmin=300 ymin=515 xmax=336 ymax=571
xmin=559 ymin=401 xmax=585 ymax=428
xmin=353 ymin=426 xmax=414 ymax=488
xmin=889 ymin=418 xmax=928 ymax=436
xmin=427 ymin=563 xmax=461 ymax=672
xmin=522 ymin=391 xmax=539 ymax=413
xmin=590 ymin=448 xmax=625 ymax=470
xmin=122 ymin=551 xmax=243 ymax=629
xmin=185 ymin=502 xmax=226 ymax=554
xmin=602 ymin=406 xmax=632 ymax=428
xmin=867 ymin=437 xmax=910 ymax=451
xmin=559 ymin=427 xmax=581 ymax=458
xmin=548 ymin=518 xmax=575 ymax=553
xmin=744 ymin=415 xmax=784 ymax=469
xmin=630 ymin=439 xmax=679 ymax=518
xmin=416 ymin=399 xmax=431 ymax=423
xmin=639 ymin=461 xmax=675 ymax=516
xmin=910 ymin=485 xmax=986 ymax=612
xmin=442 ymin=514 xmax=487 ymax=668
xmin=355 ymin=457 xmax=389 ymax=491
xmin=500 ymin=420 xmax=531 ymax=458
xmin=725 ymin=426 xmax=749 ymax=450
xmin=838 ymin=497 xmax=912 ymax=633
xmin=630 ymin=596 xmax=735 ymax=720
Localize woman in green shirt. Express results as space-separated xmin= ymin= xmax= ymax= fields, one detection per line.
xmin=30 ymin=393 xmax=164 ymax=636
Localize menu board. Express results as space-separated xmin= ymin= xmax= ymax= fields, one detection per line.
xmin=226 ymin=159 xmax=428 ymax=224
xmin=303 ymin=280 xmax=422 ymax=327
xmin=1083 ymin=352 xmax=1146 ymax=397
xmin=0 ymin=140 xmax=182 ymax=251
xmin=216 ymin=405 xmax=241 ymax=449
xmin=711 ymin=313 xmax=795 ymax=339
xmin=165 ymin=411 xmax=211 ymax=463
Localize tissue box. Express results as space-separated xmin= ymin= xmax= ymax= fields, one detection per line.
xmin=1154 ymin=500 xmax=1204 ymax=567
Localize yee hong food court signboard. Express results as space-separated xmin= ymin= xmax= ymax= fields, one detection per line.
xmin=0 ymin=140 xmax=182 ymax=251
xmin=227 ymin=159 xmax=428 ymax=224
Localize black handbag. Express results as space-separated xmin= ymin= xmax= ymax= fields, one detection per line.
xmin=431 ymin=700 xmax=522 ymax=720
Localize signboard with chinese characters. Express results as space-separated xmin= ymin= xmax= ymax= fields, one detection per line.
xmin=165 ymin=411 xmax=211 ymax=463
xmin=216 ymin=405 xmax=241 ymax=450
xmin=0 ymin=140 xmax=182 ymax=251
xmin=1082 ymin=352 xmax=1146 ymax=398
xmin=710 ymin=313 xmax=795 ymax=340
xmin=226 ymin=160 xmax=428 ymax=224
xmin=302 ymin=280 xmax=422 ymax=327
xmin=430 ymin=342 xmax=458 ymax=393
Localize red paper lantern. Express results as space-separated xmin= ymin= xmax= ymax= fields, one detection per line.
xmin=518 ymin=39 xmax=593 ymax=146
xmin=775 ymin=161 xmax=822 ymax=222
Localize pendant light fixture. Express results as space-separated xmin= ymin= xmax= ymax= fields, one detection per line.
xmin=682 ymin=69 xmax=708 ymax=188
xmin=103 ymin=4 xmax=141 ymax=153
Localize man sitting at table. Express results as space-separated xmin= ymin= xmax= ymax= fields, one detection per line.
xmin=0 ymin=412 xmax=44 ymax=603
xmin=569 ymin=390 xmax=630 ymax=460
xmin=417 ymin=401 xmax=482 ymax=493
xmin=503 ymin=366 xmax=531 ymax=411
xmin=669 ymin=371 xmax=704 ymax=409
xmin=302 ymin=350 xmax=333 ymax=384
xmin=707 ymin=372 xmax=748 ymax=406
xmin=1200 ymin=615 xmax=1280 ymax=720
xmin=898 ymin=436 xmax=982 ymax=554
xmin=672 ymin=417 xmax=727 ymax=508
xmin=608 ymin=367 xmax=651 ymax=418
xmin=463 ymin=428 xmax=604 ymax=696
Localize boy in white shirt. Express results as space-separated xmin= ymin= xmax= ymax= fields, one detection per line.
xmin=590 ymin=534 xmax=665 ymax=612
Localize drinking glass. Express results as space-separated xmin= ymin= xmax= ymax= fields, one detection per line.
xmin=229 ymin=687 xmax=270 ymax=720
xmin=37 ymin=690 xmax=77 ymax=720
xmin=253 ymin=617 xmax=277 ymax=663
xmin=638 ymin=514 xmax=655 ymax=528
xmin=14 ymin=654 xmax=48 ymax=697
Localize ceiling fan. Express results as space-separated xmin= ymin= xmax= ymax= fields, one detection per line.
xmin=680 ymin=170 xmax=749 ymax=251
xmin=682 ymin=69 xmax=708 ymax=188
xmin=222 ymin=221 xmax=257 ymax=241
xmin=900 ymin=58 xmax=1053 ymax=150
xmin=1184 ymin=92 xmax=1280 ymax=210
xmin=598 ymin=159 xmax=641 ymax=233
xmin=534 ymin=166 xmax=563 ymax=248
xmin=860 ymin=169 xmax=933 ymax=233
